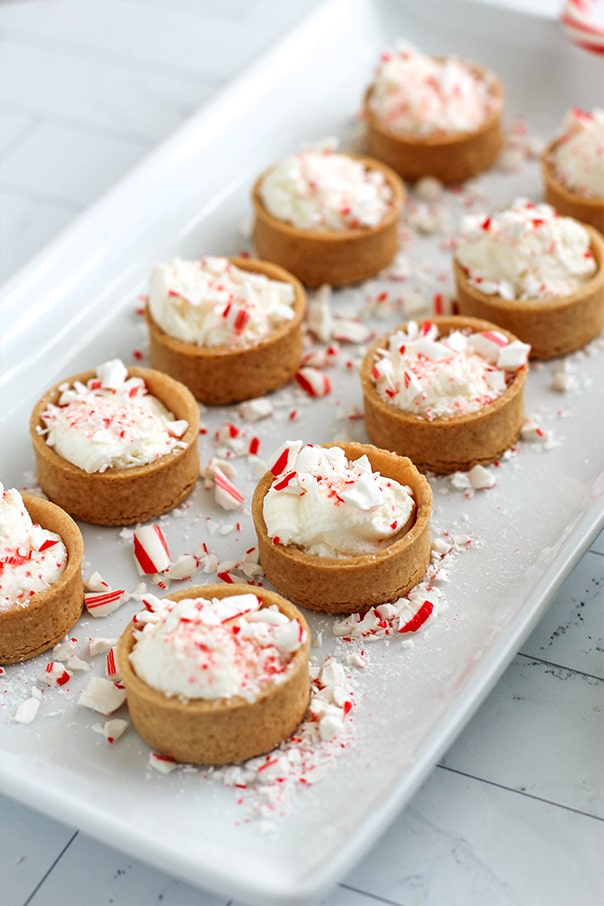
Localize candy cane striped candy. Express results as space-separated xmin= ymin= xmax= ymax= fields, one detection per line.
xmin=105 ymin=647 xmax=121 ymax=681
xmin=133 ymin=524 xmax=171 ymax=574
xmin=294 ymin=366 xmax=331 ymax=398
xmin=101 ymin=718 xmax=128 ymax=744
xmin=560 ymin=0 xmax=604 ymax=54
xmin=85 ymin=588 xmax=128 ymax=618
xmin=149 ymin=752 xmax=179 ymax=774
xmin=214 ymin=465 xmax=245 ymax=510
xmin=39 ymin=661 xmax=71 ymax=686
xmin=268 ymin=440 xmax=303 ymax=476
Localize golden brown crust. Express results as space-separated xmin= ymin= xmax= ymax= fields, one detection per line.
xmin=251 ymin=442 xmax=432 ymax=614
xmin=453 ymin=228 xmax=604 ymax=359
xmin=360 ymin=316 xmax=528 ymax=474
xmin=364 ymin=64 xmax=504 ymax=184
xmin=251 ymin=155 xmax=405 ymax=288
xmin=117 ymin=584 xmax=311 ymax=765
xmin=542 ymin=139 xmax=604 ymax=235
xmin=147 ymin=257 xmax=306 ymax=405
xmin=0 ymin=495 xmax=84 ymax=665
xmin=30 ymin=366 xmax=200 ymax=526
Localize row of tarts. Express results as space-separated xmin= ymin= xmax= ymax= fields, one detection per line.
xmin=2 ymin=40 xmax=604 ymax=767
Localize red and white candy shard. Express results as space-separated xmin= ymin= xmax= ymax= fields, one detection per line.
xmin=468 ymin=464 xmax=496 ymax=490
xmin=213 ymin=465 xmax=245 ymax=510
xmin=77 ymin=677 xmax=127 ymax=715
xmin=133 ymin=524 xmax=171 ymax=575
xmin=88 ymin=637 xmax=117 ymax=656
xmin=149 ymin=752 xmax=179 ymax=774
xmin=268 ymin=440 xmax=303 ymax=477
xmin=105 ymin=647 xmax=121 ymax=681
xmin=560 ymin=1 xmax=604 ymax=55
xmin=165 ymin=553 xmax=200 ymax=580
xmin=294 ymin=366 xmax=331 ymax=398
xmin=85 ymin=588 xmax=128 ymax=618
xmin=39 ymin=661 xmax=72 ymax=686
xmin=101 ymin=718 xmax=128 ymax=744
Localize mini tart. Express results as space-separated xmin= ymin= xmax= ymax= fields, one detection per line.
xmin=251 ymin=441 xmax=432 ymax=614
xmin=117 ymin=584 xmax=311 ymax=765
xmin=251 ymin=155 xmax=405 ymax=288
xmin=146 ymin=257 xmax=306 ymax=405
xmin=0 ymin=495 xmax=84 ymax=665
xmin=542 ymin=139 xmax=604 ymax=234
xmin=360 ymin=316 xmax=527 ymax=474
xmin=30 ymin=366 xmax=200 ymax=526
xmin=453 ymin=227 xmax=604 ymax=359
xmin=363 ymin=65 xmax=504 ymax=185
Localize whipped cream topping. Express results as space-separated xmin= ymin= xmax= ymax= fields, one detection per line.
xmin=259 ymin=150 xmax=394 ymax=231
xmin=262 ymin=442 xmax=415 ymax=558
xmin=371 ymin=320 xmax=529 ymax=421
xmin=550 ymin=108 xmax=604 ymax=199
xmin=0 ymin=484 xmax=67 ymax=612
xmin=129 ymin=592 xmax=306 ymax=702
xmin=38 ymin=359 xmax=189 ymax=474
xmin=368 ymin=40 xmax=501 ymax=136
xmin=456 ymin=198 xmax=597 ymax=299
xmin=149 ymin=257 xmax=297 ymax=347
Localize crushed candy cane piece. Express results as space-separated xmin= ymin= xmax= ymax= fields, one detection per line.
xmin=133 ymin=524 xmax=171 ymax=575
xmin=149 ymin=752 xmax=179 ymax=774
xmin=165 ymin=553 xmax=200 ymax=580
xmin=66 ymin=654 xmax=90 ymax=672
xmin=39 ymin=662 xmax=71 ymax=686
xmin=102 ymin=718 xmax=128 ymax=744
xmin=85 ymin=588 xmax=128 ymax=618
xmin=88 ymin=637 xmax=117 ymax=657
xmin=239 ymin=397 xmax=274 ymax=421
xmin=13 ymin=696 xmax=41 ymax=725
xmin=52 ymin=638 xmax=77 ymax=660
xmin=294 ymin=367 xmax=331 ymax=398
xmin=468 ymin=464 xmax=496 ymax=490
xmin=78 ymin=677 xmax=126 ymax=715
xmin=84 ymin=571 xmax=110 ymax=592
xmin=105 ymin=647 xmax=121 ymax=681
xmin=213 ymin=466 xmax=245 ymax=510
xmin=521 ymin=418 xmax=547 ymax=442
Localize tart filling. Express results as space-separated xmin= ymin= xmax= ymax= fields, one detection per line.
xmin=118 ymin=584 xmax=310 ymax=765
xmin=30 ymin=362 xmax=200 ymax=525
xmin=37 ymin=359 xmax=188 ymax=474
xmin=361 ymin=316 xmax=529 ymax=474
xmin=547 ymin=108 xmax=604 ymax=200
xmin=149 ymin=256 xmax=298 ymax=347
xmin=252 ymin=441 xmax=432 ymax=614
xmin=369 ymin=318 xmax=529 ymax=420
xmin=146 ymin=257 xmax=306 ymax=405
xmin=455 ymin=198 xmax=597 ymax=300
xmin=0 ymin=484 xmax=67 ymax=612
xmin=258 ymin=148 xmax=395 ymax=231
xmin=363 ymin=41 xmax=503 ymax=184
xmin=542 ymin=108 xmax=604 ymax=234
xmin=453 ymin=207 xmax=604 ymax=359
xmin=262 ymin=442 xmax=415 ymax=558
xmin=252 ymin=152 xmax=404 ymax=288
xmin=0 ymin=491 xmax=84 ymax=665
xmin=367 ymin=40 xmax=501 ymax=137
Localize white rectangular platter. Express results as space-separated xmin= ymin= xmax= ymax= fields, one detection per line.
xmin=1 ymin=1 xmax=603 ymax=904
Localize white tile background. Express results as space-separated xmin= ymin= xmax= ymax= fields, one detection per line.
xmin=1 ymin=1 xmax=603 ymax=905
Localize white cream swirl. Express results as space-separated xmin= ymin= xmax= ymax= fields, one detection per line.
xmin=262 ymin=443 xmax=414 ymax=558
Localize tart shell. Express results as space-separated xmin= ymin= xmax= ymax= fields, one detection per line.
xmin=363 ymin=65 xmax=504 ymax=185
xmin=146 ymin=257 xmax=306 ymax=405
xmin=453 ymin=227 xmax=604 ymax=359
xmin=251 ymin=155 xmax=405 ymax=288
xmin=542 ymin=139 xmax=604 ymax=235
xmin=117 ymin=584 xmax=311 ymax=765
xmin=30 ymin=366 xmax=200 ymax=526
xmin=0 ymin=495 xmax=84 ymax=665
xmin=360 ymin=316 xmax=528 ymax=474
xmin=251 ymin=442 xmax=432 ymax=614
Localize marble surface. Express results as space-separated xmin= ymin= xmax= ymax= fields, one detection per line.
xmin=1 ymin=1 xmax=603 ymax=905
